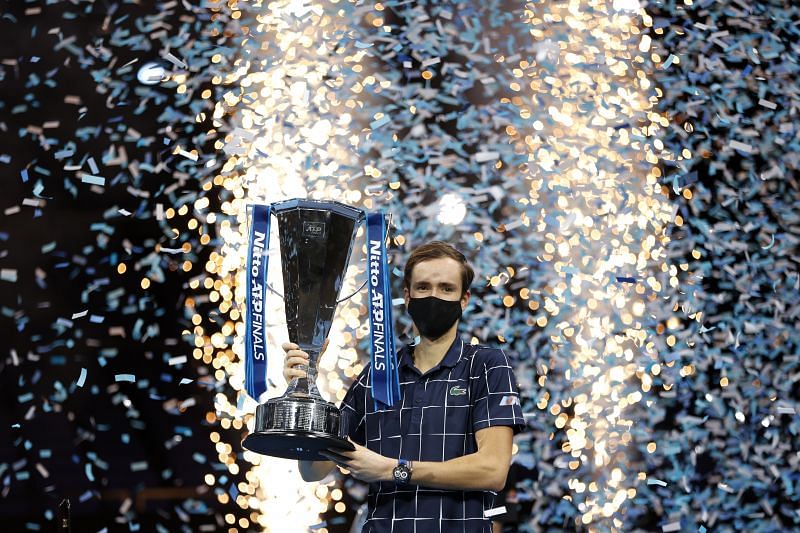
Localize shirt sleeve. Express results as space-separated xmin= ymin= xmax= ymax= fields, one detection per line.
xmin=471 ymin=348 xmax=526 ymax=435
xmin=339 ymin=365 xmax=370 ymax=446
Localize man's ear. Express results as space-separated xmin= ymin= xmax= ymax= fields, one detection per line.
xmin=461 ymin=289 xmax=470 ymax=310
xmin=403 ymin=286 xmax=410 ymax=307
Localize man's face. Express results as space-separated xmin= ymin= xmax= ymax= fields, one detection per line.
xmin=403 ymin=257 xmax=470 ymax=309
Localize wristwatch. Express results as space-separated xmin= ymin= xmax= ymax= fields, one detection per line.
xmin=392 ymin=458 xmax=413 ymax=485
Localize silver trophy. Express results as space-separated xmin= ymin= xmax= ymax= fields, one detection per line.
xmin=242 ymin=199 xmax=363 ymax=460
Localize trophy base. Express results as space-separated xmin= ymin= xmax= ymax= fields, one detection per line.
xmin=242 ymin=431 xmax=354 ymax=461
xmin=242 ymin=396 xmax=355 ymax=461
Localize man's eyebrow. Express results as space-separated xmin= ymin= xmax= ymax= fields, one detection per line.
xmin=413 ymin=280 xmax=457 ymax=287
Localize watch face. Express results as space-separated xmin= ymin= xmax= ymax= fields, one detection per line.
xmin=393 ymin=465 xmax=410 ymax=484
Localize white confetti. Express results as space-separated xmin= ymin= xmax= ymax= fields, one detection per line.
xmin=169 ymin=355 xmax=188 ymax=366
xmin=729 ymin=140 xmax=755 ymax=154
xmin=474 ymin=151 xmax=500 ymax=162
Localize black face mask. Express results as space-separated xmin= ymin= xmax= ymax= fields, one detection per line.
xmin=407 ymin=296 xmax=463 ymax=340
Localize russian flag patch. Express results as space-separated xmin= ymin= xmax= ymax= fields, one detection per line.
xmin=499 ymin=395 xmax=520 ymax=406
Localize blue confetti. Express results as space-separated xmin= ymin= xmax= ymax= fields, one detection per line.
xmin=76 ymin=368 xmax=87 ymax=387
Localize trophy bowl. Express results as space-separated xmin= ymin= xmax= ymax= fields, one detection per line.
xmin=242 ymin=199 xmax=363 ymax=460
xmin=243 ymin=397 xmax=354 ymax=459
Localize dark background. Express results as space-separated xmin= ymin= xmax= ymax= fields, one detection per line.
xmin=0 ymin=0 xmax=250 ymax=529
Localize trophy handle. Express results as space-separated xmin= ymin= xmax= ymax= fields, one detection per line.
xmin=336 ymin=279 xmax=367 ymax=304
xmin=265 ymin=282 xmax=284 ymax=300
xmin=334 ymin=212 xmax=392 ymax=305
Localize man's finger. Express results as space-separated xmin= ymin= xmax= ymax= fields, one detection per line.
xmin=319 ymin=452 xmax=350 ymax=469
xmin=343 ymin=437 xmax=363 ymax=451
xmin=327 ymin=443 xmax=357 ymax=456
xmin=321 ymin=448 xmax=352 ymax=462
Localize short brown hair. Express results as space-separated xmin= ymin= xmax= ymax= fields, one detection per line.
xmin=403 ymin=241 xmax=474 ymax=296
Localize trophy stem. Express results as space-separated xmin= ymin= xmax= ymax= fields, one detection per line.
xmin=284 ymin=348 xmax=322 ymax=399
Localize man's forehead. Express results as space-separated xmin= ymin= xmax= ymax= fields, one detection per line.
xmin=410 ymin=257 xmax=461 ymax=284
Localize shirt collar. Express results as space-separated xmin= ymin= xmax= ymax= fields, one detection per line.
xmin=399 ymin=336 xmax=464 ymax=374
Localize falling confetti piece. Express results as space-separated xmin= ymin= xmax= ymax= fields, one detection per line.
xmin=80 ymin=174 xmax=106 ymax=186
xmin=76 ymin=368 xmax=87 ymax=388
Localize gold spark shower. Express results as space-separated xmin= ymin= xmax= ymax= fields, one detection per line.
xmin=195 ymin=0 xmax=382 ymax=530
xmin=504 ymin=1 xmax=685 ymax=529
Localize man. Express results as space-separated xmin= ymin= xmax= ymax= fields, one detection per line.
xmin=282 ymin=241 xmax=525 ymax=532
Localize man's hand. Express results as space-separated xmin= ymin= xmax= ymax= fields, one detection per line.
xmin=320 ymin=439 xmax=395 ymax=484
xmin=282 ymin=339 xmax=329 ymax=384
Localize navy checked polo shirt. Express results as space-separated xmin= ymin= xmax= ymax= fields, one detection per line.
xmin=340 ymin=337 xmax=526 ymax=533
